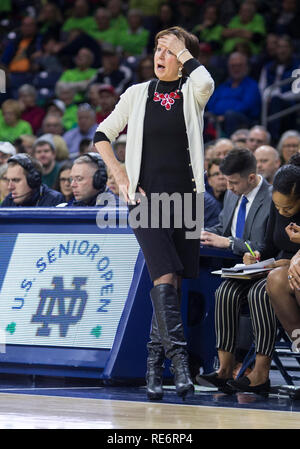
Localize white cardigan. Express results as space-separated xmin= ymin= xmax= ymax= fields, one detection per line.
xmin=96 ymin=64 xmax=214 ymax=201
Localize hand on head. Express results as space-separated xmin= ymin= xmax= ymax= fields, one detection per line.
xmin=157 ymin=34 xmax=186 ymax=58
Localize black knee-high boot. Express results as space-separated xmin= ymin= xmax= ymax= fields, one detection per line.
xmin=146 ymin=287 xmax=182 ymax=400
xmin=150 ymin=283 xmax=194 ymax=399
xmin=146 ymin=314 xmax=165 ymax=400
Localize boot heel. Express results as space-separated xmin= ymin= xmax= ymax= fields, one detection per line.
xmin=146 ymin=369 xmax=164 ymax=400
xmin=172 ymin=353 xmax=194 ymax=399
xmin=147 ymin=389 xmax=164 ymax=401
xmin=177 ymin=383 xmax=194 ymax=400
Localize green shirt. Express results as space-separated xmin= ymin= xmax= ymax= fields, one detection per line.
xmin=62 ymin=16 xmax=95 ymax=33
xmin=59 ymin=68 xmax=97 ymax=102
xmin=59 ymin=68 xmax=97 ymax=83
xmin=118 ymin=28 xmax=149 ymax=56
xmin=0 ymin=0 xmax=11 ymax=12
xmin=0 ymin=114 xmax=32 ymax=142
xmin=129 ymin=0 xmax=162 ymax=16
xmin=193 ymin=24 xmax=224 ymax=53
xmin=222 ymin=13 xmax=266 ymax=55
xmin=62 ymin=104 xmax=78 ymax=131
xmin=42 ymin=162 xmax=60 ymax=189
xmin=87 ymin=22 xmax=119 ymax=46
xmin=111 ymin=14 xmax=128 ymax=33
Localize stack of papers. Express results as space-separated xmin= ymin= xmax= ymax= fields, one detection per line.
xmin=212 ymin=258 xmax=275 ymax=279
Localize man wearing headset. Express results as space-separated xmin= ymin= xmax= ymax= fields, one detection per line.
xmin=1 ymin=154 xmax=64 ymax=207
xmin=67 ymin=152 xmax=115 ymax=207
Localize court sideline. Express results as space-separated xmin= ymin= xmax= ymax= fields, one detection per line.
xmin=0 ymin=382 xmax=299 ymax=429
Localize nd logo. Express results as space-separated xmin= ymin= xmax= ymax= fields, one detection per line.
xmin=0 ymin=69 xmax=6 ymax=93
xmin=31 ymin=276 xmax=88 ymax=338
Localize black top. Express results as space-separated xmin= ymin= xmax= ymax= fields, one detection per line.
xmin=71 ymin=192 xmax=100 ymax=207
xmin=138 ymin=76 xmax=194 ymax=195
xmin=1 ymin=184 xmax=64 ymax=207
xmin=260 ymin=202 xmax=300 ymax=260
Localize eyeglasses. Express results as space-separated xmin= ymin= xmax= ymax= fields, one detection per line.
xmin=282 ymin=143 xmax=300 ymax=149
xmin=69 ymin=176 xmax=86 ymax=184
xmin=234 ymin=138 xmax=247 ymax=143
xmin=248 ymin=138 xmax=264 ymax=144
xmin=60 ymin=177 xmax=72 ymax=184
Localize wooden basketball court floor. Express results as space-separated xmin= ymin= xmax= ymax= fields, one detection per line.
xmin=0 ymin=373 xmax=299 ymax=430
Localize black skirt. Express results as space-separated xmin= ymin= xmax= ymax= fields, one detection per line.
xmin=128 ymin=193 xmax=200 ymax=282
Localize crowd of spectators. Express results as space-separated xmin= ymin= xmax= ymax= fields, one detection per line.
xmin=0 ymin=1 xmax=298 ymax=226
xmin=0 ymin=7 xmax=298 ymax=219
xmin=0 ymin=0 xmax=299 ymax=205
xmin=0 ymin=1 xmax=298 ymax=204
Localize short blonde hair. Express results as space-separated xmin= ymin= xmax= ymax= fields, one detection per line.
xmin=154 ymin=26 xmax=200 ymax=59
xmin=20 ymin=134 xmax=36 ymax=145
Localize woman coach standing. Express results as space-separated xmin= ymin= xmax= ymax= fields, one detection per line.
xmin=94 ymin=26 xmax=214 ymax=400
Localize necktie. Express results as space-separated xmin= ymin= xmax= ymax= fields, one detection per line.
xmin=235 ymin=195 xmax=248 ymax=238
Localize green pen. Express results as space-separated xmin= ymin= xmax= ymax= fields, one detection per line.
xmin=245 ymin=242 xmax=260 ymax=262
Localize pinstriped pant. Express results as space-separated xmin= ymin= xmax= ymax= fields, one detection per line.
xmin=215 ymin=278 xmax=277 ymax=358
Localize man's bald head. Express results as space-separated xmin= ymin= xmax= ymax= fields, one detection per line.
xmin=214 ymin=138 xmax=234 ymax=159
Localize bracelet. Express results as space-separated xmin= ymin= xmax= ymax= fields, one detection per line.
xmin=176 ymin=48 xmax=189 ymax=61
xmin=228 ymin=236 xmax=234 ymax=251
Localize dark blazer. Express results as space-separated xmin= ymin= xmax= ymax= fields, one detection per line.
xmin=1 ymin=184 xmax=64 ymax=207
xmin=205 ymin=178 xmax=273 ymax=255
xmin=204 ymin=191 xmax=222 ymax=228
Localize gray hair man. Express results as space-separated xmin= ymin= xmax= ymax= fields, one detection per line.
xmin=246 ymin=125 xmax=271 ymax=153
xmin=70 ymin=152 xmax=108 ymax=206
xmin=254 ymin=145 xmax=281 ymax=184
xmin=63 ymin=104 xmax=98 ymax=158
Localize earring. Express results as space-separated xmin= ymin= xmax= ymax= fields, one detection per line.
xmin=178 ymin=66 xmax=182 ymax=78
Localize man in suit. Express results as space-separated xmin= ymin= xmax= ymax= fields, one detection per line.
xmin=198 ymin=148 xmax=273 ymax=390
xmin=201 ymin=147 xmax=272 ymax=255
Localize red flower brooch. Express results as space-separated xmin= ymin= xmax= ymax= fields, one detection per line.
xmin=153 ymin=91 xmax=181 ymax=110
